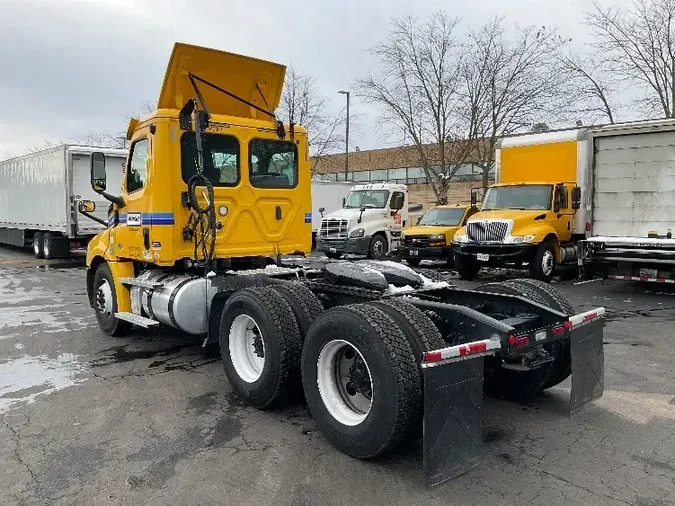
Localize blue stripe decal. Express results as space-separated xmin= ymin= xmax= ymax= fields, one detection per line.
xmin=305 ymin=212 xmax=312 ymax=224
xmin=108 ymin=213 xmax=175 ymax=226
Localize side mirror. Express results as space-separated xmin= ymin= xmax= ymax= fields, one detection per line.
xmin=90 ymin=152 xmax=107 ymax=192
xmin=470 ymin=189 xmax=478 ymax=206
xmin=391 ymin=193 xmax=405 ymax=210
xmin=78 ymin=200 xmax=96 ymax=213
xmin=554 ymin=201 xmax=561 ymax=213
xmin=318 ymin=207 xmax=325 ymax=213
xmin=572 ymin=186 xmax=582 ymax=210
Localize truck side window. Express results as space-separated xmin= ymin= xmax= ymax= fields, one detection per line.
xmin=556 ymin=186 xmax=569 ymax=209
xmin=127 ymin=138 xmax=148 ymax=194
xmin=181 ymin=132 xmax=240 ymax=187
xmin=249 ymin=139 xmax=298 ymax=189
xmin=390 ymin=191 xmax=405 ymax=209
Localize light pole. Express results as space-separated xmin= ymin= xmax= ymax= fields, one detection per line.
xmin=338 ymin=90 xmax=350 ymax=181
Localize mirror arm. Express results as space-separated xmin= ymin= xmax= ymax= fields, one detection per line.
xmin=98 ymin=191 xmax=125 ymax=207
xmin=77 ymin=209 xmax=108 ymax=227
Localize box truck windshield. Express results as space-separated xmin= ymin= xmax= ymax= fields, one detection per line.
xmin=344 ymin=190 xmax=389 ymax=209
xmin=482 ymin=184 xmax=553 ymax=211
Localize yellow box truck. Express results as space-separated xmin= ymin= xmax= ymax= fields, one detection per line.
xmin=453 ymin=129 xmax=585 ymax=281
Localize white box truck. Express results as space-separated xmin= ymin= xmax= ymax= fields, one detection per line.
xmin=310 ymin=180 xmax=354 ymax=249
xmin=0 ymin=145 xmax=126 ymax=259
xmin=581 ymin=119 xmax=675 ymax=283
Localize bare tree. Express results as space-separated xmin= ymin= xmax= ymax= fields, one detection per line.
xmin=357 ymin=12 xmax=466 ymax=203
xmin=460 ymin=18 xmax=570 ymax=188
xmin=277 ymin=65 xmax=345 ymax=173
xmin=560 ymin=50 xmax=617 ymax=124
xmin=587 ymin=0 xmax=675 ymax=117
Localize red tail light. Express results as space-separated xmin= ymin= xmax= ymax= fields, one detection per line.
xmin=586 ymin=222 xmax=591 ymax=232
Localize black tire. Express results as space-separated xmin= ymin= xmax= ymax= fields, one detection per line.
xmin=220 ymin=287 xmax=302 ymax=409
xmin=92 ymin=263 xmax=132 ymax=337
xmin=529 ymin=240 xmax=556 ymax=282
xmin=516 ymin=278 xmax=575 ymax=315
xmin=302 ymin=304 xmax=420 ymax=459
xmin=454 ymin=254 xmax=480 ymax=280
xmin=413 ymin=267 xmax=447 ymax=283
xmin=32 ymin=232 xmax=44 ymax=259
xmin=405 ymin=258 xmax=422 ymax=267
xmin=271 ymin=282 xmax=324 ymax=341
xmin=477 ymin=280 xmax=563 ymax=400
xmin=325 ymin=251 xmax=343 ymax=260
xmin=367 ymin=234 xmax=388 ymax=259
xmin=42 ymin=233 xmax=54 ymax=260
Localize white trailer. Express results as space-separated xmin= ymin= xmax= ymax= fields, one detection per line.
xmin=0 ymin=144 xmax=126 ymax=259
xmin=581 ymin=119 xmax=675 ymax=283
xmin=310 ymin=180 xmax=353 ymax=248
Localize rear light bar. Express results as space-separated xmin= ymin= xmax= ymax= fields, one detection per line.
xmin=422 ymin=337 xmax=501 ymax=367
xmin=568 ymin=307 xmax=605 ymax=329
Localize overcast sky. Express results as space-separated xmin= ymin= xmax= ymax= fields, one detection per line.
xmin=0 ymin=0 xmax=617 ymax=157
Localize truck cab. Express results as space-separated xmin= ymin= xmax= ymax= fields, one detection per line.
xmin=398 ymin=203 xmax=479 ymax=267
xmin=315 ymin=182 xmax=407 ymax=259
xmin=453 ymin=129 xmax=585 ymax=281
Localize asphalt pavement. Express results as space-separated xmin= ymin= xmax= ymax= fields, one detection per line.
xmin=1 ymin=246 xmax=674 ymax=506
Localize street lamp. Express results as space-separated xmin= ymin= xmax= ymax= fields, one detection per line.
xmin=338 ymin=90 xmax=350 ymax=181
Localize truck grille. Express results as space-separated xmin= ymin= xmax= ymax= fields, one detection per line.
xmin=320 ymin=218 xmax=349 ymax=239
xmin=404 ymin=236 xmax=430 ymax=247
xmin=467 ymin=221 xmax=508 ymax=242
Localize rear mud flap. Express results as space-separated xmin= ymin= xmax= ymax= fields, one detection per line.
xmin=422 ymin=356 xmax=484 ymax=487
xmin=569 ymin=317 xmax=605 ymax=413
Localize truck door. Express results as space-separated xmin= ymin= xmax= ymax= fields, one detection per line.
xmin=388 ymin=190 xmax=406 ymax=250
xmin=112 ymin=135 xmax=153 ymax=261
xmin=551 ymin=183 xmax=574 ymax=242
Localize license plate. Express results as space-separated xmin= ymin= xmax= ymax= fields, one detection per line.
xmin=329 ymin=248 xmax=337 ymax=254
xmin=409 ymin=249 xmax=419 ymax=256
xmin=639 ymin=268 xmax=658 ymax=278
xmin=476 ymin=253 xmax=489 ymax=262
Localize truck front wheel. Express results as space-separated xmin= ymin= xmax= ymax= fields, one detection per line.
xmin=93 ymin=263 xmax=132 ymax=337
xmin=302 ymin=304 xmax=420 ymax=459
xmin=368 ymin=234 xmax=388 ymax=259
xmin=530 ymin=241 xmax=556 ymax=282
xmin=454 ymin=254 xmax=480 ymax=280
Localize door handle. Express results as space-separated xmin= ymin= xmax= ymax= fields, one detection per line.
xmin=275 ymin=206 xmax=282 ymax=220
xmin=143 ymin=228 xmax=150 ymax=250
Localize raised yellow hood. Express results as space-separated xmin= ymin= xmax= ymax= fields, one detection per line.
xmin=157 ymin=42 xmax=286 ymax=120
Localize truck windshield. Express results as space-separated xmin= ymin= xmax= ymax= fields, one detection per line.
xmin=482 ymin=185 xmax=553 ymax=210
xmin=418 ymin=208 xmax=466 ymax=226
xmin=344 ymin=190 xmax=389 ymax=209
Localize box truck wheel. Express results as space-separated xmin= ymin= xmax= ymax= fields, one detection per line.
xmin=529 ymin=241 xmax=556 ymax=282
xmin=302 ymin=304 xmax=420 ymax=459
xmin=32 ymin=232 xmax=44 ymax=259
xmin=454 ymin=254 xmax=480 ymax=280
xmin=219 ymin=287 xmax=302 ymax=409
xmin=93 ymin=263 xmax=132 ymax=337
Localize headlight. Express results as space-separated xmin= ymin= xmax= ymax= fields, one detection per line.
xmin=350 ymin=228 xmax=365 ymax=238
xmin=430 ymin=234 xmax=445 ymax=241
xmin=454 ymin=234 xmax=468 ymax=243
xmin=507 ymin=235 xmax=536 ymax=244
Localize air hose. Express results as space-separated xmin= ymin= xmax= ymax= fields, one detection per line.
xmin=188 ymin=173 xmax=217 ymax=273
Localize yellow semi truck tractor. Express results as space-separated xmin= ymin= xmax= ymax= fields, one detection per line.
xmin=78 ymin=43 xmax=606 ymax=486
xmin=453 ymin=129 xmax=586 ymax=281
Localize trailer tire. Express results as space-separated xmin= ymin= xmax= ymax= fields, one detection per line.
xmin=272 ymin=282 xmax=324 ymax=341
xmin=93 ymin=263 xmax=132 ymax=337
xmin=32 ymin=233 xmax=44 ymax=259
xmin=413 ymin=267 xmax=447 ymax=283
xmin=220 ymin=287 xmax=302 ymax=409
xmin=455 ymin=254 xmax=480 ymax=280
xmin=302 ymin=304 xmax=420 ymax=459
xmin=42 ymin=233 xmax=55 ymax=260
xmin=476 ymin=280 xmax=565 ymax=400
xmin=405 ymin=258 xmax=422 ymax=267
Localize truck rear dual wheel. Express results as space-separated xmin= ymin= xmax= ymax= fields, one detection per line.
xmin=477 ymin=279 xmax=574 ymax=399
xmin=302 ymin=304 xmax=422 ymax=459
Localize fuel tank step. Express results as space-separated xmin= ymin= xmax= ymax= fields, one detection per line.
xmin=120 ymin=277 xmax=164 ymax=289
xmin=115 ymin=312 xmax=159 ymax=328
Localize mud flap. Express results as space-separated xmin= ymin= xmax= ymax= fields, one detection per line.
xmin=422 ymin=355 xmax=485 ymax=487
xmin=569 ymin=315 xmax=605 ymax=414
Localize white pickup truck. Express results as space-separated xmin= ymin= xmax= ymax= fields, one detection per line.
xmin=315 ymin=182 xmax=408 ymax=259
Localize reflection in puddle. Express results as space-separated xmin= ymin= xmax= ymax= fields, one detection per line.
xmin=0 ymin=353 xmax=88 ymax=413
xmin=0 ymin=304 xmax=91 ymax=334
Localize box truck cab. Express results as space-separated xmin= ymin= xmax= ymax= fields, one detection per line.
xmin=453 ymin=129 xmax=585 ymax=281
xmin=315 ymin=182 xmax=407 ymax=259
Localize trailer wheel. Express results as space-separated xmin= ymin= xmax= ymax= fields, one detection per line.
xmin=454 ymin=254 xmax=480 ymax=280
xmin=220 ymin=287 xmax=302 ymax=409
xmin=93 ymin=263 xmax=132 ymax=337
xmin=272 ymin=282 xmax=324 ymax=341
xmin=477 ymin=280 xmax=563 ymax=400
xmin=302 ymin=304 xmax=420 ymax=459
xmin=405 ymin=258 xmax=422 ymax=267
xmin=529 ymin=240 xmax=556 ymax=282
xmin=32 ymin=233 xmax=44 ymax=259
xmin=42 ymin=233 xmax=55 ymax=260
